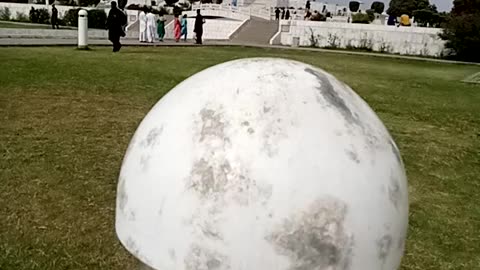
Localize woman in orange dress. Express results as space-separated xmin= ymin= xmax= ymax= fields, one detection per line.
xmin=173 ymin=15 xmax=181 ymax=42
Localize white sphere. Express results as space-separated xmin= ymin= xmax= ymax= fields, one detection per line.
xmin=116 ymin=58 xmax=408 ymax=270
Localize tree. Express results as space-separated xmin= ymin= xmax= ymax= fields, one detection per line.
xmin=164 ymin=0 xmax=179 ymax=6
xmin=412 ymin=9 xmax=434 ymax=26
xmin=440 ymin=0 xmax=480 ymax=61
xmin=78 ymin=0 xmax=100 ymax=7
xmin=371 ymin=1 xmax=385 ymax=14
xmin=387 ymin=0 xmax=430 ymax=17
xmin=349 ymin=1 xmax=360 ymax=12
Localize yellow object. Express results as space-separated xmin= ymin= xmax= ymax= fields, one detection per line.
xmin=400 ymin=14 xmax=411 ymax=26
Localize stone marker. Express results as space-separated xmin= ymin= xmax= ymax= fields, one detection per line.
xmin=116 ymin=58 xmax=409 ymax=270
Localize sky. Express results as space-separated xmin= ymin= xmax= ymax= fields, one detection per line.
xmin=323 ymin=0 xmax=453 ymax=11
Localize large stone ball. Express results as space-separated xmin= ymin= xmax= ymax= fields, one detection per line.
xmin=116 ymin=58 xmax=408 ymax=270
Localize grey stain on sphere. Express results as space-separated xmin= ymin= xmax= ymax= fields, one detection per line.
xmin=267 ymin=197 xmax=353 ymax=270
xmin=185 ymin=243 xmax=229 ymax=270
xmin=345 ymin=150 xmax=360 ymax=164
xmin=388 ymin=176 xmax=402 ymax=210
xmin=189 ymin=159 xmax=221 ymax=196
xmin=304 ymin=68 xmax=359 ymax=127
xmin=139 ymin=155 xmax=151 ymax=172
xmin=142 ymin=126 xmax=163 ymax=148
xmin=377 ymin=235 xmax=393 ymax=264
xmin=199 ymin=108 xmax=226 ymax=142
xmin=117 ymin=177 xmax=128 ymax=212
xmin=169 ymin=248 xmax=176 ymax=261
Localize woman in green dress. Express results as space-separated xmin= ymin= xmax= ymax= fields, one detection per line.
xmin=157 ymin=15 xmax=166 ymax=41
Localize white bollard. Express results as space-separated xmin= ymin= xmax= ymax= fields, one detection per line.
xmin=78 ymin=9 xmax=88 ymax=49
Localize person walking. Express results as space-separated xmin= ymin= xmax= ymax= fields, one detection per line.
xmin=157 ymin=14 xmax=166 ymax=41
xmin=281 ymin=8 xmax=285 ymax=19
xmin=285 ymin=9 xmax=290 ymax=20
xmin=173 ymin=15 xmax=181 ymax=42
xmin=194 ymin=9 xmax=205 ymax=44
xmin=146 ymin=9 xmax=156 ymax=43
xmin=138 ymin=7 xmax=147 ymax=42
xmin=275 ymin=7 xmax=280 ymax=20
xmin=305 ymin=0 xmax=311 ymax=10
xmin=181 ymin=14 xmax=188 ymax=42
xmin=51 ymin=4 xmax=59 ymax=29
xmin=107 ymin=1 xmax=127 ymax=52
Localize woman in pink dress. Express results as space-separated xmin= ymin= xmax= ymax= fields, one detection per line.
xmin=173 ymin=15 xmax=181 ymax=42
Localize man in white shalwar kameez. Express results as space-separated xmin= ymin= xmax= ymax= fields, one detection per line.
xmin=138 ymin=8 xmax=147 ymax=42
xmin=146 ymin=9 xmax=156 ymax=43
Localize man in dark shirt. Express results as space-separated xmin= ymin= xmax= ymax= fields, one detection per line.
xmin=107 ymin=1 xmax=127 ymax=52
xmin=51 ymin=4 xmax=59 ymax=29
xmin=194 ymin=9 xmax=205 ymax=45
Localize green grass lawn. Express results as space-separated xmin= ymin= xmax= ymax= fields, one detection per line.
xmin=0 ymin=46 xmax=479 ymax=270
xmin=0 ymin=21 xmax=56 ymax=29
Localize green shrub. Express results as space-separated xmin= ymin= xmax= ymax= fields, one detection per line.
xmin=310 ymin=13 xmax=326 ymax=21
xmin=63 ymin=9 xmax=106 ymax=29
xmin=158 ymin=6 xmax=169 ymax=15
xmin=352 ymin=13 xmax=371 ymax=24
xmin=15 ymin=12 xmax=30 ymax=22
xmin=36 ymin=8 xmax=50 ymax=24
xmin=152 ymin=6 xmax=169 ymax=15
xmin=78 ymin=0 xmax=100 ymax=7
xmin=366 ymin=9 xmax=375 ymax=21
xmin=63 ymin=8 xmax=79 ymax=26
xmin=88 ymin=9 xmax=107 ymax=29
xmin=165 ymin=0 xmax=179 ymax=6
xmin=172 ymin=5 xmax=182 ymax=16
xmin=126 ymin=4 xmax=142 ymax=10
xmin=0 ymin=7 xmax=11 ymax=20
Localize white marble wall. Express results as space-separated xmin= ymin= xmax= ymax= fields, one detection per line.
xmin=0 ymin=3 xmax=77 ymax=18
xmin=0 ymin=2 xmax=137 ymax=24
xmin=164 ymin=18 xmax=246 ymax=40
xmin=277 ymin=20 xmax=446 ymax=57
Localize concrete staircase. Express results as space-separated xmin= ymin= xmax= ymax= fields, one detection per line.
xmin=230 ymin=16 xmax=278 ymax=45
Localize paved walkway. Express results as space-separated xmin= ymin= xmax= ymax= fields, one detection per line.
xmin=1 ymin=37 xmax=479 ymax=66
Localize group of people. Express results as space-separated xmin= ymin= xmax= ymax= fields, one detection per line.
xmin=274 ymin=7 xmax=291 ymax=20
xmin=138 ymin=9 xmax=205 ymax=44
xmin=106 ymin=3 xmax=206 ymax=52
xmin=138 ymin=8 xmax=174 ymax=43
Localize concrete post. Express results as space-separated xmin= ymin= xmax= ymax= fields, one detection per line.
xmin=78 ymin=9 xmax=88 ymax=49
